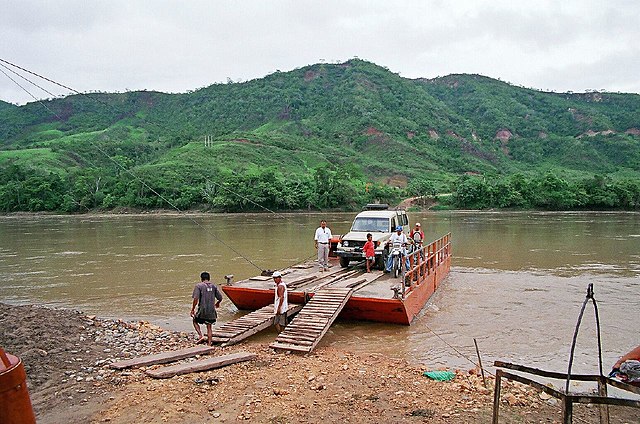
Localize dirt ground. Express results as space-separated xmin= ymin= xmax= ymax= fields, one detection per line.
xmin=1 ymin=303 xmax=638 ymax=423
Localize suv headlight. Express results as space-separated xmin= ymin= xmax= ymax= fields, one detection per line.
xmin=342 ymin=241 xmax=349 ymax=247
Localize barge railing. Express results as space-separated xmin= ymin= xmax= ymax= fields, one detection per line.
xmin=401 ymin=232 xmax=451 ymax=298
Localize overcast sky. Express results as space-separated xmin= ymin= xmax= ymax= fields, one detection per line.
xmin=2 ymin=0 xmax=639 ymax=105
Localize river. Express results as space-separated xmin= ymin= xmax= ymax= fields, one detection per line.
xmin=1 ymin=211 xmax=639 ymax=376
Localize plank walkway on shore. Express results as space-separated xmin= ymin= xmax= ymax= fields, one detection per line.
xmin=269 ymin=287 xmax=354 ymax=353
xmin=109 ymin=345 xmax=217 ymax=370
xmin=146 ymin=351 xmax=256 ymax=379
xmin=210 ymin=303 xmax=304 ymax=346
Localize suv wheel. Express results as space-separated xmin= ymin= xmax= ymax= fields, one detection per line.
xmin=375 ymin=254 xmax=385 ymax=270
xmin=339 ymin=257 xmax=350 ymax=268
xmin=378 ymin=248 xmax=389 ymax=270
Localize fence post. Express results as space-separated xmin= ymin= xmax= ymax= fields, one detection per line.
xmin=562 ymin=396 xmax=573 ymax=424
xmin=597 ymin=376 xmax=609 ymax=424
xmin=492 ymin=371 xmax=502 ymax=424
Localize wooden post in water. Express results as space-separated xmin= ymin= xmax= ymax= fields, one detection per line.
xmin=474 ymin=338 xmax=487 ymax=388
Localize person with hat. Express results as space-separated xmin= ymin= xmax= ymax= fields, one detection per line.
xmin=272 ymin=271 xmax=288 ymax=332
xmin=314 ymin=219 xmax=333 ymax=272
xmin=410 ymin=222 xmax=425 ymax=257
xmin=385 ymin=225 xmax=409 ymax=272
xmin=190 ymin=271 xmax=223 ymax=345
xmin=410 ymin=223 xmax=424 ymax=245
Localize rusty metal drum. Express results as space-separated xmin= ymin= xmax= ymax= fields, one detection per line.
xmin=0 ymin=348 xmax=36 ymax=424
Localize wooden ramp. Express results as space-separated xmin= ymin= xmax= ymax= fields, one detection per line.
xmin=146 ymin=351 xmax=256 ymax=379
xmin=110 ymin=345 xmax=216 ymax=369
xmin=211 ymin=303 xmax=304 ymax=346
xmin=269 ymin=287 xmax=353 ymax=353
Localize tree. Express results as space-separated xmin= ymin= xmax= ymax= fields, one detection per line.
xmin=451 ymin=175 xmax=492 ymax=209
xmin=533 ymin=172 xmax=584 ymax=210
xmin=407 ymin=178 xmax=437 ymax=206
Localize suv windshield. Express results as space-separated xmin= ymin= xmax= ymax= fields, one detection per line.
xmin=351 ymin=217 xmax=389 ymax=232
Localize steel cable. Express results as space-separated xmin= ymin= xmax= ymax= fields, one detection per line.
xmin=1 ymin=58 xmax=266 ymax=272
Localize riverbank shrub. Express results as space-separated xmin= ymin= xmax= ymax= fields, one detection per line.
xmin=448 ymin=172 xmax=640 ymax=210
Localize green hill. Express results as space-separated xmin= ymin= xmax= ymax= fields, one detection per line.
xmin=1 ymin=59 xmax=639 ymax=212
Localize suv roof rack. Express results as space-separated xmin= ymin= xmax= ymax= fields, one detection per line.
xmin=362 ymin=203 xmax=389 ymax=211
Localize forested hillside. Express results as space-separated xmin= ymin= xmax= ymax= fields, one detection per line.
xmin=1 ymin=59 xmax=639 ymax=212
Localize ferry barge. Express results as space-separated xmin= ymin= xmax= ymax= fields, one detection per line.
xmin=222 ymin=232 xmax=451 ymax=325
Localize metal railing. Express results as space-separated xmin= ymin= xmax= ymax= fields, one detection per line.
xmin=400 ymin=232 xmax=451 ymax=298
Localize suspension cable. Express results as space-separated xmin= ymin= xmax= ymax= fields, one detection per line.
xmin=423 ymin=323 xmax=495 ymax=377
xmin=0 ymin=57 xmax=82 ymax=97
xmin=0 ymin=65 xmax=62 ymax=118
xmin=1 ymin=58 xmax=266 ymax=272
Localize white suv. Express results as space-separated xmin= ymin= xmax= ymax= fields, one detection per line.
xmin=336 ymin=205 xmax=409 ymax=269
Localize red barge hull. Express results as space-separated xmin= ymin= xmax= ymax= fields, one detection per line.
xmin=222 ymin=233 xmax=451 ymax=325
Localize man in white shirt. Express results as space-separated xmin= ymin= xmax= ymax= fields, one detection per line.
xmin=314 ymin=220 xmax=332 ymax=271
xmin=385 ymin=226 xmax=409 ymax=272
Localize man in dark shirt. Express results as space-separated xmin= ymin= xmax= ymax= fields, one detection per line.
xmin=190 ymin=271 xmax=223 ymax=346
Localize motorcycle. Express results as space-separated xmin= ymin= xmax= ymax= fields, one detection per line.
xmin=389 ymin=241 xmax=406 ymax=278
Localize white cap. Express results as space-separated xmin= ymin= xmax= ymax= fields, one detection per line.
xmin=272 ymin=271 xmax=282 ymax=278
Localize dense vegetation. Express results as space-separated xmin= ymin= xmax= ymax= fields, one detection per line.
xmin=1 ymin=59 xmax=639 ymax=212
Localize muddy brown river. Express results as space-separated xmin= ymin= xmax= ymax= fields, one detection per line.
xmin=1 ymin=211 xmax=639 ymax=376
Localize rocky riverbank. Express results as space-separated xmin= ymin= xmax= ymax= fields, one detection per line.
xmin=1 ymin=303 xmax=635 ymax=423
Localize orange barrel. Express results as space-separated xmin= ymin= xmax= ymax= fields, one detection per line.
xmin=329 ymin=235 xmax=341 ymax=257
xmin=0 ymin=347 xmax=36 ymax=424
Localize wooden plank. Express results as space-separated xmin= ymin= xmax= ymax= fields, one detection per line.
xmin=345 ymin=278 xmax=368 ymax=288
xmin=285 ymin=327 xmax=324 ymax=334
xmin=309 ymin=293 xmax=348 ymax=298
xmin=146 ymin=351 xmax=256 ymax=379
xmin=270 ymin=287 xmax=354 ymax=352
xmin=276 ymin=331 xmax=318 ymax=340
xmin=288 ymin=276 xmax=318 ymax=288
xmin=306 ymin=306 xmax=343 ymax=312
xmin=284 ymin=335 xmax=321 ymax=342
xmin=297 ymin=311 xmax=333 ymax=316
xmin=307 ymin=299 xmax=344 ymax=304
xmin=110 ymin=346 xmax=217 ymax=369
xmin=223 ymin=319 xmax=276 ymax=346
xmin=211 ymin=303 xmax=303 ymax=345
xmin=283 ymin=329 xmax=321 ymax=337
xmin=249 ymin=275 xmax=272 ymax=281
xmin=272 ymin=336 xmax=314 ymax=346
xmin=307 ymin=300 xmax=345 ymax=306
xmin=307 ymin=296 xmax=344 ymax=305
xmin=286 ymin=323 xmax=326 ymax=330
xmin=311 ymin=304 xmax=348 ymax=310
xmin=274 ymin=334 xmax=315 ymax=344
xmin=283 ymin=325 xmax=319 ymax=331
xmin=285 ymin=328 xmax=323 ymax=335
xmin=304 ymin=310 xmax=340 ymax=315
xmin=309 ymin=271 xmax=358 ymax=291
xmin=298 ymin=312 xmax=332 ymax=319
xmin=218 ymin=324 xmax=248 ymax=330
xmin=270 ymin=342 xmax=312 ymax=353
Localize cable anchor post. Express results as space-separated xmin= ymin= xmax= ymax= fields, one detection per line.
xmin=565 ymin=283 xmax=604 ymax=394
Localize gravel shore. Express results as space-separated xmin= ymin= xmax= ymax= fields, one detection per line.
xmin=1 ymin=303 xmax=637 ymax=423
